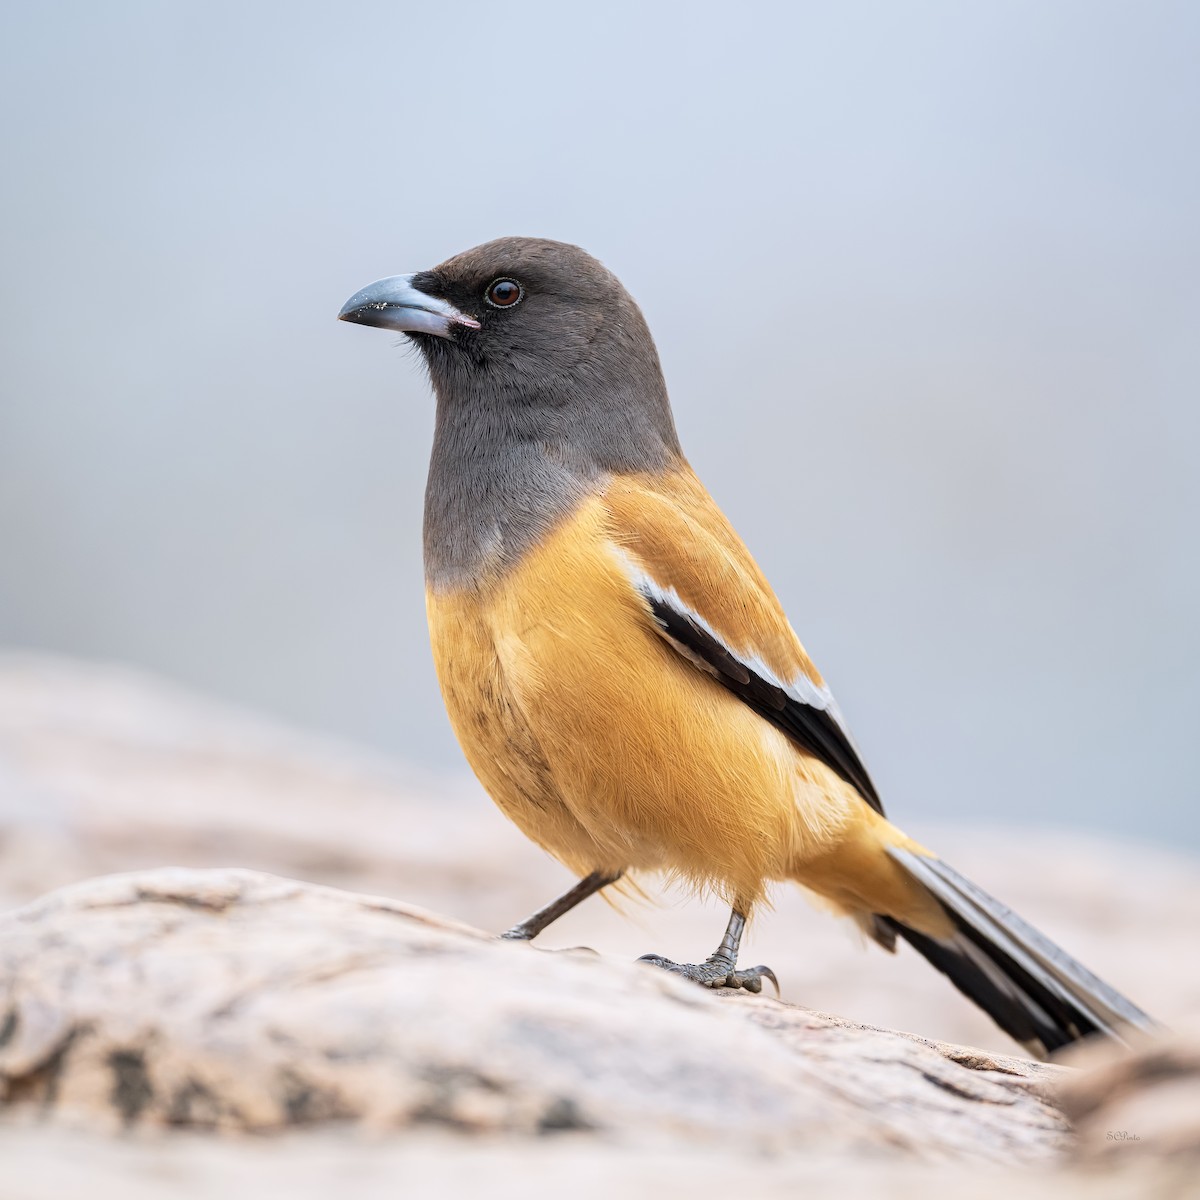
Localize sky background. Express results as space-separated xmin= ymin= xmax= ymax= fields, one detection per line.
xmin=2 ymin=2 xmax=1197 ymax=849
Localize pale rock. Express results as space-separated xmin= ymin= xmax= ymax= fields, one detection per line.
xmin=0 ymin=866 xmax=1067 ymax=1164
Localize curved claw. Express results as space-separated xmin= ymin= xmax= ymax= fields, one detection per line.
xmin=730 ymin=964 xmax=780 ymax=996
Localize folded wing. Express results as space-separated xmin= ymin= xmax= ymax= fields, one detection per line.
xmin=602 ymin=469 xmax=883 ymax=814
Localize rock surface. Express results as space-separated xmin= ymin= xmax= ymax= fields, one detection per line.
xmin=0 ymin=1127 xmax=1194 ymax=1200
xmin=1059 ymin=1032 xmax=1200 ymax=1165
xmin=0 ymin=866 xmax=1065 ymax=1161
xmin=2 ymin=866 xmax=1196 ymax=1199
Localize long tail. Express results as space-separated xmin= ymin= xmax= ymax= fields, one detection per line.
xmin=882 ymin=847 xmax=1157 ymax=1059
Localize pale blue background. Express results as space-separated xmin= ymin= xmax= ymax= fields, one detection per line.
xmin=2 ymin=2 xmax=1197 ymax=845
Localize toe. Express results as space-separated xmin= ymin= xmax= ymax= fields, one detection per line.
xmin=637 ymin=953 xmax=675 ymax=970
xmin=742 ymin=965 xmax=780 ymax=996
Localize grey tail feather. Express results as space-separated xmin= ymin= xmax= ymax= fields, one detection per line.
xmin=883 ymin=847 xmax=1158 ymax=1059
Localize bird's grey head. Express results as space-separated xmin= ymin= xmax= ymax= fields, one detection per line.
xmin=338 ymin=236 xmax=681 ymax=468
xmin=339 ymin=237 xmax=683 ymax=586
xmin=343 ymin=237 xmax=691 ymax=585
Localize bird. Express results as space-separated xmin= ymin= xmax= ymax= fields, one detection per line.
xmin=338 ymin=236 xmax=1154 ymax=1058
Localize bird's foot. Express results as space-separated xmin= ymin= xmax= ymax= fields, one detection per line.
xmin=499 ymin=926 xmax=534 ymax=941
xmin=638 ymin=953 xmax=778 ymax=995
xmin=497 ymin=932 xmax=599 ymax=957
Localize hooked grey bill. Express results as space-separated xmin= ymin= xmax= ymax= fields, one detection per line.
xmin=337 ymin=273 xmax=481 ymax=338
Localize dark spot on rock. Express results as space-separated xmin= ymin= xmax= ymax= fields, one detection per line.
xmin=4 ymin=1028 xmax=79 ymax=1109
xmin=0 ymin=1009 xmax=18 ymax=1049
xmin=916 ymin=1065 xmax=1007 ymax=1104
xmin=282 ymin=1077 xmax=315 ymax=1122
xmin=538 ymin=1095 xmax=591 ymax=1133
xmin=278 ymin=1068 xmax=349 ymax=1123
xmin=412 ymin=1066 xmax=509 ymax=1130
xmin=109 ymin=1049 xmax=155 ymax=1124
xmin=167 ymin=1077 xmax=220 ymax=1127
xmin=135 ymin=887 xmax=232 ymax=912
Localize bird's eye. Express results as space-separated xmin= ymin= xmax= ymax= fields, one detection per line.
xmin=485 ymin=279 xmax=523 ymax=309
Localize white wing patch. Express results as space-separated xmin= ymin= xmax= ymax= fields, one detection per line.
xmin=608 ymin=543 xmax=886 ymax=811
xmin=612 ymin=546 xmax=853 ymax=736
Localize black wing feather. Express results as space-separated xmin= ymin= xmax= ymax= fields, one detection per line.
xmin=643 ymin=594 xmax=885 ymax=815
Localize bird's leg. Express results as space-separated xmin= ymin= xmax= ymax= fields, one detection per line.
xmin=639 ymin=907 xmax=778 ymax=994
xmin=499 ymin=870 xmax=624 ymax=941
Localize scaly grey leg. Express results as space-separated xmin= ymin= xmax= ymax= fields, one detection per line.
xmin=500 ymin=869 xmax=624 ymax=941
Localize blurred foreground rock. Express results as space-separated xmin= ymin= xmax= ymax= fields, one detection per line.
xmin=1060 ymin=1033 xmax=1200 ymax=1165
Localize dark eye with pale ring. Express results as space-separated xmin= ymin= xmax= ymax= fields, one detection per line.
xmin=485 ymin=279 xmax=523 ymax=308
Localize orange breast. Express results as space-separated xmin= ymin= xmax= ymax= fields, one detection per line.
xmin=427 ymin=487 xmax=867 ymax=907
